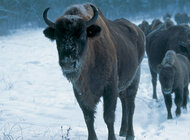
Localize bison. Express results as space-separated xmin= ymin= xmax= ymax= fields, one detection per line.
xmin=43 ymin=3 xmax=145 ymax=140
xmin=163 ymin=13 xmax=171 ymax=22
xmin=148 ymin=18 xmax=174 ymax=37
xmin=139 ymin=18 xmax=174 ymax=37
xmin=175 ymin=12 xmax=189 ymax=25
xmin=164 ymin=18 xmax=174 ymax=28
xmin=158 ymin=50 xmax=190 ymax=119
xmin=146 ymin=25 xmax=190 ymax=100
xmin=150 ymin=19 xmax=163 ymax=31
xmin=138 ymin=19 xmax=163 ymax=37
xmin=138 ymin=20 xmax=151 ymax=36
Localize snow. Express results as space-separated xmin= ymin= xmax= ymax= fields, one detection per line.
xmin=0 ymin=29 xmax=190 ymax=140
xmin=66 ymin=4 xmax=91 ymax=17
xmin=64 ymin=15 xmax=82 ymax=21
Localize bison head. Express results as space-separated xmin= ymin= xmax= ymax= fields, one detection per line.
xmin=158 ymin=64 xmax=176 ymax=94
xmin=43 ymin=4 xmax=101 ymax=77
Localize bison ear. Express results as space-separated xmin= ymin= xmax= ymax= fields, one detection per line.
xmin=87 ymin=25 xmax=101 ymax=38
xmin=178 ymin=41 xmax=188 ymax=53
xmin=43 ymin=27 xmax=55 ymax=40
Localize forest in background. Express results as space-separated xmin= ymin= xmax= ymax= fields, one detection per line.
xmin=0 ymin=0 xmax=190 ymax=35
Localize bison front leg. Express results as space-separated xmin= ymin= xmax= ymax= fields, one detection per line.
xmin=103 ymin=83 xmax=117 ymax=140
xmin=163 ymin=94 xmax=173 ymax=119
xmin=73 ymin=88 xmax=98 ymax=140
xmin=175 ymin=88 xmax=183 ymax=117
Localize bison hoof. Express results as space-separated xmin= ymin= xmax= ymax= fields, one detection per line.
xmin=108 ymin=135 xmax=116 ymax=140
xmin=88 ymin=137 xmax=98 ymax=140
xmin=119 ymin=128 xmax=127 ymax=137
xmin=176 ymin=109 xmax=181 ymax=117
xmin=88 ymin=135 xmax=98 ymax=140
xmin=167 ymin=115 xmax=173 ymax=119
xmin=153 ymin=94 xmax=158 ymax=100
xmin=126 ymin=135 xmax=135 ymax=140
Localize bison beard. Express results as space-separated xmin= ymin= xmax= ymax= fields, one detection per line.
xmin=43 ymin=3 xmax=145 ymax=140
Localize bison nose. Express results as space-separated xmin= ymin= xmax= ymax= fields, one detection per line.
xmin=59 ymin=57 xmax=76 ymax=70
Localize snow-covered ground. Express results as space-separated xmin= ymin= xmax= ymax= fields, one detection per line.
xmin=0 ymin=29 xmax=190 ymax=140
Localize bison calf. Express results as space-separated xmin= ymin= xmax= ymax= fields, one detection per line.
xmin=146 ymin=25 xmax=190 ymax=100
xmin=158 ymin=50 xmax=190 ymax=119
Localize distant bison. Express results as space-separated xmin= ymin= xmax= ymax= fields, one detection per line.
xmin=138 ymin=20 xmax=151 ymax=36
xmin=43 ymin=3 xmax=145 ymax=140
xmin=163 ymin=13 xmax=171 ymax=22
xmin=150 ymin=18 xmax=174 ymax=34
xmin=138 ymin=19 xmax=163 ymax=36
xmin=139 ymin=18 xmax=174 ymax=37
xmin=158 ymin=50 xmax=190 ymax=119
xmin=150 ymin=19 xmax=163 ymax=31
xmin=164 ymin=18 xmax=174 ymax=28
xmin=146 ymin=25 xmax=190 ymax=99
xmin=175 ymin=12 xmax=189 ymax=25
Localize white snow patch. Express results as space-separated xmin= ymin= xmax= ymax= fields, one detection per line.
xmin=64 ymin=15 xmax=82 ymax=21
xmin=0 ymin=28 xmax=190 ymax=140
xmin=66 ymin=4 xmax=91 ymax=17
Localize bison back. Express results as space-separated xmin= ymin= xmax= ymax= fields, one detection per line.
xmin=107 ymin=18 xmax=145 ymax=90
xmin=146 ymin=25 xmax=190 ymax=73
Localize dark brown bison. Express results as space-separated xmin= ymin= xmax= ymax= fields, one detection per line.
xmin=158 ymin=50 xmax=190 ymax=119
xmin=139 ymin=18 xmax=174 ymax=37
xmin=163 ymin=13 xmax=171 ymax=22
xmin=164 ymin=18 xmax=174 ymax=28
xmin=146 ymin=25 xmax=190 ymax=100
xmin=148 ymin=18 xmax=174 ymax=37
xmin=43 ymin=3 xmax=145 ymax=140
xmin=175 ymin=12 xmax=189 ymax=25
xmin=138 ymin=19 xmax=163 ymax=36
xmin=138 ymin=20 xmax=151 ymax=36
xmin=150 ymin=19 xmax=163 ymax=31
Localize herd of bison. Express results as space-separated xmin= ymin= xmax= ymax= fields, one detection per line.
xmin=42 ymin=3 xmax=190 ymax=140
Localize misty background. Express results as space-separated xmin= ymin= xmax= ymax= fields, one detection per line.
xmin=0 ymin=0 xmax=190 ymax=35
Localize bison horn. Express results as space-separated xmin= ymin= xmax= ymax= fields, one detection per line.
xmin=86 ymin=4 xmax=99 ymax=27
xmin=43 ymin=8 xmax=55 ymax=28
